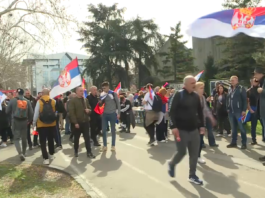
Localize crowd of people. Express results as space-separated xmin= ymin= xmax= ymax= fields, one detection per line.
xmin=0 ymin=67 xmax=265 ymax=185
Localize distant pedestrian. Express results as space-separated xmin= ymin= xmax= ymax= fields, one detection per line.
xmin=6 ymin=88 xmax=33 ymax=161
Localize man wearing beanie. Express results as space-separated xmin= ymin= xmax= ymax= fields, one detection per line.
xmin=6 ymin=88 xmax=33 ymax=161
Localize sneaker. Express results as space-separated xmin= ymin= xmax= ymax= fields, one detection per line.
xmin=259 ymin=156 xmax=265 ymax=161
xmin=198 ymin=157 xmax=206 ymax=164
xmin=251 ymin=141 xmax=257 ymax=145
xmin=227 ymin=143 xmax=237 ymax=148
xmin=29 ymin=145 xmax=33 ymax=150
xmin=50 ymin=155 xmax=55 ymax=160
xmin=125 ymin=130 xmax=131 ymax=133
xmin=227 ymin=133 xmax=232 ymax=137
xmin=241 ymin=145 xmax=247 ymax=150
xmin=159 ymin=140 xmax=166 ymax=143
xmin=0 ymin=143 xmax=7 ymax=147
xmin=87 ymin=153 xmax=96 ymax=159
xmin=216 ymin=134 xmax=223 ymax=137
xmin=148 ymin=139 xmax=156 ymax=146
xmin=189 ymin=175 xmax=203 ymax=185
xmin=20 ymin=154 xmax=25 ymax=161
xmin=100 ymin=146 xmax=107 ymax=152
xmin=32 ymin=144 xmax=40 ymax=149
xmin=210 ymin=144 xmax=219 ymax=147
xmin=56 ymin=145 xmax=62 ymax=150
xmin=167 ymin=161 xmax=175 ymax=178
xmin=111 ymin=146 xmax=116 ymax=151
xmin=94 ymin=142 xmax=101 ymax=147
xmin=43 ymin=159 xmax=49 ymax=165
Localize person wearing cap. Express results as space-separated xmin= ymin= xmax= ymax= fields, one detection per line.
xmin=6 ymin=88 xmax=33 ymax=161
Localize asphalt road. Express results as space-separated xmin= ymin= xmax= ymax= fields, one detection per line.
xmin=1 ymin=126 xmax=265 ymax=198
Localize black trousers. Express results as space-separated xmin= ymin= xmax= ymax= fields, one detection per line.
xmin=73 ymin=122 xmax=91 ymax=153
xmin=156 ymin=118 xmax=166 ymax=141
xmin=90 ymin=114 xmax=101 ymax=142
xmin=217 ymin=114 xmax=231 ymax=134
xmin=121 ymin=112 xmax=131 ymax=130
xmin=27 ymin=124 xmax=32 ymax=146
xmin=145 ymin=122 xmax=155 ymax=141
xmin=6 ymin=126 xmax=13 ymax=139
xmin=0 ymin=126 xmax=8 ymax=142
xmin=38 ymin=126 xmax=56 ymax=159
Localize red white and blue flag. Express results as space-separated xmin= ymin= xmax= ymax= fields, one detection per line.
xmin=94 ymin=83 xmax=121 ymax=115
xmin=195 ymin=70 xmax=204 ymax=81
xmin=149 ymin=86 xmax=154 ymax=100
xmin=187 ymin=7 xmax=265 ymax=38
xmin=114 ymin=82 xmax=121 ymax=97
xmin=50 ymin=58 xmax=82 ymax=98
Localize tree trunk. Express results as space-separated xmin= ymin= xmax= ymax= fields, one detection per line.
xmin=124 ymin=59 xmax=130 ymax=88
xmin=138 ymin=54 xmax=142 ymax=88
xmin=107 ymin=58 xmax=113 ymax=88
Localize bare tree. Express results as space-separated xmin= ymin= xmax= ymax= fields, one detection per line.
xmin=0 ymin=0 xmax=77 ymax=48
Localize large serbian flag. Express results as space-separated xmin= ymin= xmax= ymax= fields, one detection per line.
xmin=94 ymin=83 xmax=121 ymax=115
xmin=187 ymin=7 xmax=265 ymax=38
xmin=50 ymin=58 xmax=82 ymax=98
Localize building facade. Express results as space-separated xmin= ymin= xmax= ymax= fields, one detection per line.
xmin=22 ymin=52 xmax=91 ymax=96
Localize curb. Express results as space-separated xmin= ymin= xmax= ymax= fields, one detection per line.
xmin=0 ymin=160 xmax=100 ymax=198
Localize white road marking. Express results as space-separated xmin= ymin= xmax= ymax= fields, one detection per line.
xmin=59 ymin=152 xmax=108 ymax=198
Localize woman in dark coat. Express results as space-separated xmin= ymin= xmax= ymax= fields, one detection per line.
xmin=0 ymin=101 xmax=9 ymax=147
xmin=213 ymin=84 xmax=231 ymax=137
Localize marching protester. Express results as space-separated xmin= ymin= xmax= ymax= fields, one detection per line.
xmin=155 ymin=88 xmax=168 ymax=142
xmin=120 ymin=95 xmax=133 ymax=133
xmin=247 ymin=78 xmax=260 ymax=145
xmin=167 ymin=75 xmax=204 ymax=185
xmin=195 ymin=82 xmax=217 ymax=164
xmin=213 ymin=84 xmax=231 ymax=137
xmin=143 ymin=83 xmax=160 ymax=146
xmin=63 ymin=91 xmax=72 ymax=135
xmin=68 ymin=87 xmax=95 ymax=158
xmin=32 ymin=88 xmax=57 ymax=165
xmin=6 ymin=88 xmax=33 ymax=161
xmin=226 ymin=76 xmax=247 ymax=149
xmin=0 ymin=100 xmax=9 ymax=147
xmin=67 ymin=93 xmax=76 ymax=143
xmin=54 ymin=95 xmax=63 ymax=149
xmin=100 ymin=81 xmax=120 ymax=152
xmin=87 ymin=86 xmax=101 ymax=146
xmin=24 ymin=88 xmax=38 ymax=149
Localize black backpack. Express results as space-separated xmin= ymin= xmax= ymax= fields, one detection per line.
xmin=150 ymin=94 xmax=163 ymax=112
xmin=39 ymin=99 xmax=56 ymax=124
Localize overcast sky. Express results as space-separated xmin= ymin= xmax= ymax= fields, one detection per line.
xmin=50 ymin=0 xmax=265 ymax=55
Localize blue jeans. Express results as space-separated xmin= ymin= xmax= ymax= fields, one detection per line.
xmin=206 ymin=117 xmax=216 ymax=146
xmin=102 ymin=112 xmax=117 ymax=147
xmin=65 ymin=117 xmax=70 ymax=133
xmin=260 ymin=118 xmax=265 ymax=141
xmin=228 ymin=112 xmax=247 ymax=145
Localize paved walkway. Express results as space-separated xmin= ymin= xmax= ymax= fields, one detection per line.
xmin=1 ymin=126 xmax=265 ymax=198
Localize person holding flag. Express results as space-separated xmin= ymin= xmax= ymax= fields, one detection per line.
xmin=99 ymin=81 xmax=120 ymax=152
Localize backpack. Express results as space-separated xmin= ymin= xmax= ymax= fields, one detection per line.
xmin=149 ymin=94 xmax=163 ymax=112
xmin=13 ymin=98 xmax=28 ymax=120
xmin=39 ymin=99 xmax=56 ymax=124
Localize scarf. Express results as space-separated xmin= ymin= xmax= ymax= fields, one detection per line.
xmin=156 ymin=92 xmax=168 ymax=104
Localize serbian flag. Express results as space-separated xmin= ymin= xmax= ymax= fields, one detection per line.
xmin=195 ymin=70 xmax=204 ymax=81
xmin=114 ymin=82 xmax=121 ymax=96
xmin=82 ymin=78 xmax=88 ymax=98
xmin=50 ymin=58 xmax=82 ymax=98
xmin=238 ymin=110 xmax=251 ymax=123
xmin=149 ymin=86 xmax=154 ymax=100
xmin=187 ymin=7 xmax=265 ymax=38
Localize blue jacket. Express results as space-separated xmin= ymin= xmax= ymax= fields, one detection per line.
xmin=226 ymin=85 xmax=247 ymax=114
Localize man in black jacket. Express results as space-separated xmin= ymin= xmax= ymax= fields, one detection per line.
xmin=87 ymin=86 xmax=101 ymax=146
xmin=167 ymin=75 xmax=204 ymax=185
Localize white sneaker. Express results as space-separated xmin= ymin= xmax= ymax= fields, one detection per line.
xmin=50 ymin=155 xmax=55 ymax=160
xmin=111 ymin=146 xmax=116 ymax=151
xmin=0 ymin=143 xmax=7 ymax=147
xmin=100 ymin=146 xmax=107 ymax=152
xmin=198 ymin=157 xmax=206 ymax=164
xmin=216 ymin=134 xmax=223 ymax=137
xmin=228 ymin=133 xmax=232 ymax=137
xmin=43 ymin=159 xmax=49 ymax=165
xmin=159 ymin=140 xmax=166 ymax=143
